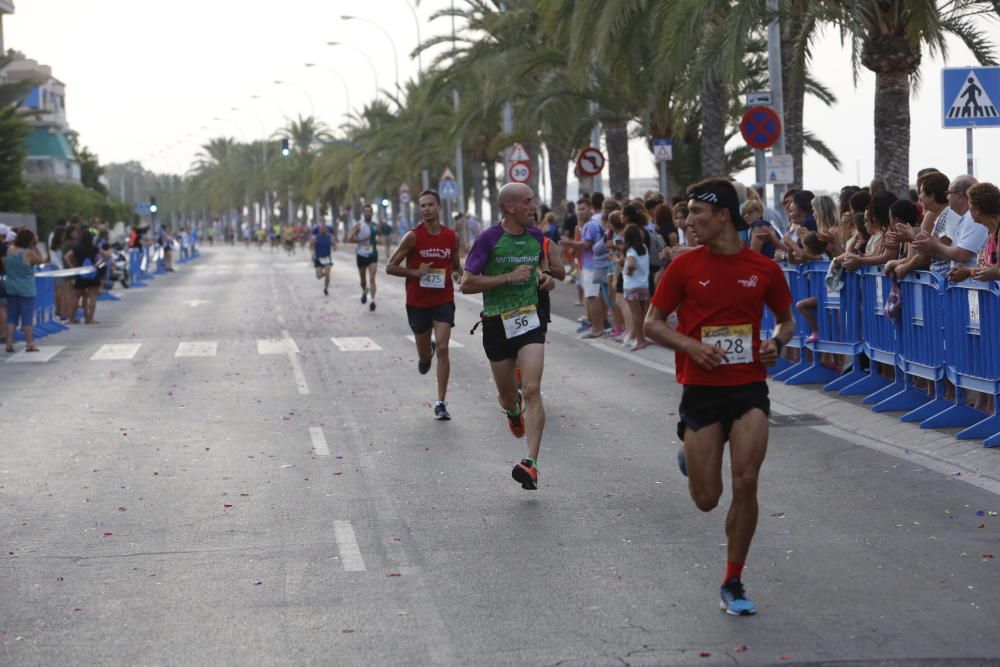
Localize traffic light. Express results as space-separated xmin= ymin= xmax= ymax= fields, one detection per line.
xmin=149 ymin=196 xmax=158 ymax=215
xmin=280 ymin=138 xmax=290 ymax=157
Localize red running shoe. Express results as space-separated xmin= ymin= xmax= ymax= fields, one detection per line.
xmin=511 ymin=459 xmax=538 ymax=490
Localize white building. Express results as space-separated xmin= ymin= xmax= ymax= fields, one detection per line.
xmin=5 ymin=56 xmax=81 ymax=185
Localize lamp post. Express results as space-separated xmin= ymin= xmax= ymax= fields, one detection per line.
xmin=232 ymin=106 xmax=272 ymax=230
xmin=340 ymin=16 xmax=400 ymax=94
xmin=250 ymin=94 xmax=289 ymax=125
xmin=304 ymin=63 xmax=352 ymax=117
xmin=273 ymin=79 xmax=316 ymax=119
xmin=398 ymin=0 xmax=422 ymax=76
xmin=327 ymin=41 xmax=380 ymax=99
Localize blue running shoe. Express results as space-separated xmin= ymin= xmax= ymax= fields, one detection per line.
xmin=677 ymin=449 xmax=687 ymax=477
xmin=576 ymin=320 xmax=592 ymax=333
xmin=720 ymin=578 xmax=756 ymax=616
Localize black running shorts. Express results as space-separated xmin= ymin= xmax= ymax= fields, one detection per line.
xmin=406 ymin=301 xmax=456 ymax=335
xmin=676 ymin=382 xmax=770 ymax=441
xmin=356 ymin=253 xmax=377 ymax=269
xmin=481 ymin=316 xmax=546 ymax=362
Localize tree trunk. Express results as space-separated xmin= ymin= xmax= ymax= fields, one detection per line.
xmin=872 ymin=68 xmax=910 ymax=197
xmin=486 ymin=159 xmax=498 ymax=224
xmin=472 ymin=160 xmax=484 ymax=221
xmin=699 ymin=72 xmax=727 ymax=178
xmin=546 ymin=141 xmax=569 ymax=211
xmin=781 ymin=4 xmax=806 ymax=190
xmin=524 ymin=141 xmax=541 ymax=197
xmin=605 ymin=121 xmax=630 ymax=199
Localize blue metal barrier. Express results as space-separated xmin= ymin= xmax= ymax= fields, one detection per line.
xmin=772 ymin=262 xmax=813 ymax=381
xmin=783 ymin=261 xmax=845 ymax=386
xmin=128 ymin=249 xmax=147 ymax=287
xmin=760 ymin=304 xmax=793 ymax=375
xmin=937 ymin=279 xmax=1000 ymax=445
xmin=837 ymin=265 xmax=896 ymax=399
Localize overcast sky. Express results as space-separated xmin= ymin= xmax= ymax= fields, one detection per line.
xmin=8 ymin=0 xmax=1000 ymax=196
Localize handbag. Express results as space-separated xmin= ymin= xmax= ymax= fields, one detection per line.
xmin=883 ymin=281 xmax=902 ymax=322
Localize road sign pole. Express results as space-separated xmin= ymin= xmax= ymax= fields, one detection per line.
xmin=967 ymin=127 xmax=975 ymax=176
xmin=766 ymin=0 xmax=787 ymax=205
xmin=590 ymin=116 xmax=602 ymax=194
xmin=657 ymin=161 xmax=668 ymax=201
xmin=754 ymin=149 xmax=767 ymax=207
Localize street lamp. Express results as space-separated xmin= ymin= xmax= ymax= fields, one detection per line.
xmin=232 ymin=106 xmax=273 ymax=229
xmin=340 ymin=16 xmax=400 ymax=93
xmin=273 ymin=79 xmax=316 ymax=119
xmin=398 ymin=0 xmax=422 ymax=76
xmin=327 ymin=41 xmax=380 ymax=99
xmin=304 ymin=63 xmax=351 ymax=118
xmin=250 ymin=94 xmax=289 ymax=124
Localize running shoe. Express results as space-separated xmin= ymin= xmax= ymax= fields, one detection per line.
xmin=720 ymin=578 xmax=756 ymax=616
xmin=576 ymin=320 xmax=592 ymax=333
xmin=511 ymin=459 xmax=538 ymax=490
xmin=323 ymin=287 xmax=329 ymax=296
xmin=418 ymin=342 xmax=436 ymax=375
xmin=361 ymin=289 xmax=368 ymax=304
xmin=434 ymin=401 xmax=451 ymax=421
xmin=506 ymin=392 xmax=525 ymax=439
xmin=805 ymin=332 xmax=820 ymax=344
xmin=677 ymin=448 xmax=687 ymax=477
xmin=369 ymin=301 xmax=376 ymax=312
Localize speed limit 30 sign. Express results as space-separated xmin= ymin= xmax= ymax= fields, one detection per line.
xmin=508 ymin=160 xmax=532 ymax=183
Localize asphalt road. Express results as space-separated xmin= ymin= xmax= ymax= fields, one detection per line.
xmin=2 ymin=244 xmax=998 ymax=667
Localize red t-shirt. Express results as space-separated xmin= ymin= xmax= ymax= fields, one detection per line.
xmin=651 ymin=246 xmax=791 ymax=386
xmin=405 ymin=222 xmax=458 ymax=308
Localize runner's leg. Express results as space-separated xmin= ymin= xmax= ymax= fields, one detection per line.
xmin=414 ymin=329 xmax=434 ymax=364
xmin=683 ymin=422 xmax=727 ymax=513
xmin=367 ymin=263 xmax=377 ymax=301
xmin=724 ymin=408 xmax=769 ymax=565
xmin=432 ymin=320 xmax=452 ymax=402
xmin=489 ymin=357 xmax=519 ymax=416
xmin=358 ymin=264 xmax=368 ymax=292
xmin=323 ymin=266 xmax=331 ymax=291
xmin=515 ymin=343 xmax=545 ymax=461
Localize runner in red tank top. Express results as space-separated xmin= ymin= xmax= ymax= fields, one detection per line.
xmin=387 ymin=189 xmax=464 ymax=420
xmin=644 ymin=178 xmax=795 ymax=617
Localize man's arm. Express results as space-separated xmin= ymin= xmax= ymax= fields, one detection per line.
xmin=643 ymin=304 xmax=729 ymax=369
xmin=385 ymin=232 xmax=421 ymax=278
xmin=451 ymin=250 xmax=464 ymax=284
xmin=546 ymin=241 xmax=567 ymax=280
xmin=758 ymin=307 xmax=795 ymax=366
xmin=461 ymin=265 xmax=533 ymax=294
xmin=912 ymin=233 xmax=975 ymax=264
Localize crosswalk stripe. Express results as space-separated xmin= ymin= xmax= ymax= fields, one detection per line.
xmin=309 ymin=427 xmax=330 ymax=456
xmin=404 ymin=335 xmax=464 ymax=348
xmin=91 ymin=343 xmax=142 ymax=361
xmin=333 ymin=520 xmax=367 ymax=572
xmin=175 ymin=341 xmax=218 ymax=357
xmin=257 ymin=338 xmax=300 ymax=354
xmin=5 ymin=346 xmax=64 ymax=363
xmin=331 ymin=337 xmax=382 ymax=351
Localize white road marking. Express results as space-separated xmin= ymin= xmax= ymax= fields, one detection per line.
xmin=91 ymin=343 xmax=142 ymax=361
xmin=6 ymin=346 xmax=65 ymax=363
xmin=309 ymin=427 xmax=330 ymax=456
xmin=333 ymin=520 xmax=366 ymax=572
xmin=405 ymin=335 xmax=463 ymax=348
xmin=331 ymin=337 xmax=382 ymax=351
xmin=281 ymin=329 xmax=309 ymax=395
xmin=257 ymin=338 xmax=300 ymax=354
xmin=175 ymin=341 xmax=218 ymax=357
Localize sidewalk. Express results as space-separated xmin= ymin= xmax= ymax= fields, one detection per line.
xmin=544 ymin=310 xmax=1000 ymax=497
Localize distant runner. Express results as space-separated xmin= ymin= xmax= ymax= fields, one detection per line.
xmin=643 ymin=178 xmax=794 ymax=616
xmin=386 ymin=190 xmax=463 ymax=420
xmin=310 ymin=222 xmax=337 ymax=296
xmin=348 ymin=205 xmax=379 ymax=312
xmin=463 ymin=183 xmax=555 ymax=490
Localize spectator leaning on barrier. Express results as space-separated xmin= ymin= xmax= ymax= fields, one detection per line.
xmin=64 ymin=226 xmax=107 ymax=325
xmin=910 ymin=175 xmax=987 ymax=281
xmin=840 ymin=191 xmax=900 ymax=271
xmin=744 ymin=200 xmax=780 ymax=260
xmin=885 ymin=171 xmax=953 ymax=280
xmin=4 ymin=229 xmax=46 ymax=353
xmin=948 ymin=183 xmax=1000 ymax=283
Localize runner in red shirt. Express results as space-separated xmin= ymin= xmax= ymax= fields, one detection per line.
xmin=387 ymin=190 xmax=463 ymax=420
xmin=644 ymin=178 xmax=794 ymax=617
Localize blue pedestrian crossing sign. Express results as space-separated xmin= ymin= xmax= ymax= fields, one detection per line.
xmin=942 ymin=67 xmax=1000 ymax=128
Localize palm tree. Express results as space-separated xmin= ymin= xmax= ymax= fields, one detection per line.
xmin=804 ymin=1 xmax=998 ymax=195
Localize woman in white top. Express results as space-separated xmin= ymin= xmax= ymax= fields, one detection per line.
xmin=622 ymin=223 xmax=650 ymax=351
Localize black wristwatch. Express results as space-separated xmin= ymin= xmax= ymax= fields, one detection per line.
xmin=771 ymin=337 xmax=784 ymax=354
